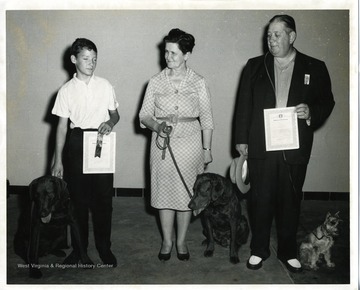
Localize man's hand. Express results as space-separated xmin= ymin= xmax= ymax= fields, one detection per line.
xmin=236 ymin=144 xmax=248 ymax=158
xmin=295 ymin=103 xmax=311 ymax=120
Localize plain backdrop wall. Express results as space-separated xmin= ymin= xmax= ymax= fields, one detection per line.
xmin=6 ymin=10 xmax=349 ymax=192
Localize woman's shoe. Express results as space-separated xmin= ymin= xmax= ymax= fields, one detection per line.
xmin=177 ymin=245 xmax=190 ymax=261
xmin=177 ymin=251 xmax=190 ymax=261
xmin=158 ymin=243 xmax=173 ymax=261
xmin=158 ymin=252 xmax=171 ymax=261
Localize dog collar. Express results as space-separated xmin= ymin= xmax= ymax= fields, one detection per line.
xmin=312 ymin=225 xmax=331 ymax=240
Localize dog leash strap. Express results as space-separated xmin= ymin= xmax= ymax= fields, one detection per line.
xmin=312 ymin=231 xmax=324 ymax=240
xmin=166 ymin=140 xmax=193 ymax=199
xmin=155 ymin=134 xmax=167 ymax=160
xmin=162 ymin=138 xmax=167 ymax=160
xmin=299 ymin=222 xmax=324 ymax=240
xmin=156 ymin=128 xmax=193 ymax=199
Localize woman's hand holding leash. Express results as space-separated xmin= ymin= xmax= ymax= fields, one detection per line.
xmin=156 ymin=121 xmax=169 ymax=138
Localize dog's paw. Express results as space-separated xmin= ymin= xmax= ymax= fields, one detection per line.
xmin=326 ymin=262 xmax=335 ymax=268
xmin=29 ymin=268 xmax=42 ymax=279
xmin=230 ymin=256 xmax=240 ymax=264
xmin=204 ymin=250 xmax=214 ymax=257
xmin=309 ymin=264 xmax=319 ymax=271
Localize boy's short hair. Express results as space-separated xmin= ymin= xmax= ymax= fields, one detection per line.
xmin=70 ymin=38 xmax=98 ymax=57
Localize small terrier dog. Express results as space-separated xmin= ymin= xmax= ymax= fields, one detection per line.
xmin=299 ymin=211 xmax=342 ymax=270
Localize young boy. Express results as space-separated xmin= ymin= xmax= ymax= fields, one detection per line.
xmin=51 ymin=38 xmax=120 ymax=267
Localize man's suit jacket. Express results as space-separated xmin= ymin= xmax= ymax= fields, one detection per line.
xmin=235 ymin=50 xmax=335 ymax=164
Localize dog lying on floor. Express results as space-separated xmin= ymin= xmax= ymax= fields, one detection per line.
xmin=299 ymin=211 xmax=342 ymax=270
xmin=14 ymin=176 xmax=93 ymax=278
xmin=188 ymin=173 xmax=249 ymax=264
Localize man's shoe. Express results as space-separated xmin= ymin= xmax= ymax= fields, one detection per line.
xmin=280 ymin=258 xmax=302 ymax=273
xmin=246 ymin=255 xmax=263 ymax=270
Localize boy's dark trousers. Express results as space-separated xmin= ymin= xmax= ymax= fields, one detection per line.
xmin=65 ymin=128 xmax=114 ymax=258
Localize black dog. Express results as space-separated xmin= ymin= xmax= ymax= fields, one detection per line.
xmin=188 ymin=173 xmax=249 ymax=264
xmin=14 ymin=176 xmax=92 ymax=278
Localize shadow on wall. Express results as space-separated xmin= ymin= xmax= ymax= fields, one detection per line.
xmin=43 ymin=46 xmax=75 ymax=176
xmin=157 ymin=39 xmax=167 ymax=70
xmin=131 ymin=34 xmax=175 ymax=235
xmin=132 ymin=35 xmax=170 ymax=201
xmin=229 ymin=24 xmax=269 ymax=162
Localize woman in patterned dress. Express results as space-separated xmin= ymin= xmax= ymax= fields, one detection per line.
xmin=139 ymin=28 xmax=214 ymax=261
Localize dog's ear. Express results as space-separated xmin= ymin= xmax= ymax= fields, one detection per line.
xmin=193 ymin=174 xmax=203 ymax=192
xmin=334 ymin=211 xmax=343 ymax=222
xmin=52 ymin=177 xmax=68 ymax=199
xmin=325 ymin=212 xmax=331 ymax=220
xmin=29 ymin=179 xmax=39 ymax=201
xmin=210 ymin=176 xmax=224 ymax=201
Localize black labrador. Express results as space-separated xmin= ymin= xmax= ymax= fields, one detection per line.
xmin=188 ymin=173 xmax=249 ymax=264
xmin=14 ymin=175 xmax=92 ymax=278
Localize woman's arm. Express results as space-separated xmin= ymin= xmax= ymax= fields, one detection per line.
xmin=202 ymin=129 xmax=213 ymax=165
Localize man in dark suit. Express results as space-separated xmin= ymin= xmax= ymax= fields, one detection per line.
xmin=235 ymin=15 xmax=335 ymax=272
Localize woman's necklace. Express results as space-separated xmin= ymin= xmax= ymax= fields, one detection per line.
xmin=170 ymin=79 xmax=180 ymax=94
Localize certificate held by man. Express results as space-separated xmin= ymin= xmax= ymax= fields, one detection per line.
xmin=263 ymin=107 xmax=299 ymax=151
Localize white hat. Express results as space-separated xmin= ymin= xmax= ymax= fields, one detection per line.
xmin=230 ymin=155 xmax=250 ymax=194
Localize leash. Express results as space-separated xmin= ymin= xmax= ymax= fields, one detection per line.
xmin=298 ymin=221 xmax=325 ymax=240
xmin=312 ymin=224 xmax=331 ymax=240
xmin=155 ymin=126 xmax=193 ymax=199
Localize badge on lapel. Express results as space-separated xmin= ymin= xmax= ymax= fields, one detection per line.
xmin=304 ymin=74 xmax=310 ymax=85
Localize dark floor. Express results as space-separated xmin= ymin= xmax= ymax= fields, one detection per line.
xmin=6 ymin=193 xmax=352 ymax=287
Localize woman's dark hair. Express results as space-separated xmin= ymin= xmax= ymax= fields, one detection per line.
xmin=163 ymin=28 xmax=195 ymax=54
xmin=269 ymin=14 xmax=296 ymax=33
xmin=70 ymin=38 xmax=98 ymax=57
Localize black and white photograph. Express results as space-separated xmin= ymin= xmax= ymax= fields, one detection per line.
xmin=2 ymin=1 xmax=358 ymax=289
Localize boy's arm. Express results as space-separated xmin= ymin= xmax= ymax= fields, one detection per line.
xmin=98 ymin=109 xmax=120 ymax=135
xmin=51 ymin=117 xmax=68 ymax=178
